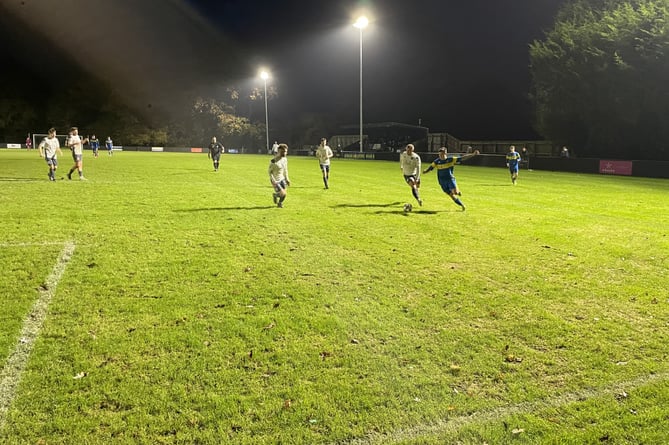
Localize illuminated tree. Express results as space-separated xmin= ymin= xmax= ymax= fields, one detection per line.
xmin=530 ymin=0 xmax=669 ymax=159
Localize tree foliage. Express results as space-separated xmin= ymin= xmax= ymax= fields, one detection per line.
xmin=530 ymin=0 xmax=669 ymax=159
xmin=183 ymin=97 xmax=264 ymax=152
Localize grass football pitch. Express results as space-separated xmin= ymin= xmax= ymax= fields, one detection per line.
xmin=1 ymin=149 xmax=668 ymax=444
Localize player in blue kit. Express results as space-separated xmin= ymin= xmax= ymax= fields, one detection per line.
xmin=506 ymin=145 xmax=521 ymax=185
xmin=423 ymin=147 xmax=478 ymax=211
xmin=90 ymin=135 xmax=100 ymax=158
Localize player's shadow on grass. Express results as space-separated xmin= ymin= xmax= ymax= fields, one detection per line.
xmin=332 ymin=201 xmax=403 ymax=209
xmin=375 ymin=209 xmax=440 ymax=215
xmin=175 ymin=206 xmax=276 ymax=212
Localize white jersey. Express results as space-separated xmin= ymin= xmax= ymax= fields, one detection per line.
xmin=315 ymin=145 xmax=333 ymax=165
xmin=39 ymin=136 xmax=60 ymax=158
xmin=69 ymin=134 xmax=84 ymax=155
xmin=400 ymin=151 xmax=421 ymax=176
xmin=269 ymin=156 xmax=289 ymax=183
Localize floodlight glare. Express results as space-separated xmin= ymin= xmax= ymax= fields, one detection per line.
xmin=354 ymin=16 xmax=369 ymax=29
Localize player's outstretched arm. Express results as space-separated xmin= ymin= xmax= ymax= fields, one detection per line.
xmin=460 ymin=150 xmax=480 ymax=162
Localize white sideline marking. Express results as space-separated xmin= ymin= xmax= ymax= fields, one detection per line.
xmin=335 ymin=371 xmax=669 ymax=445
xmin=0 ymin=241 xmax=75 ymax=430
xmin=0 ymin=242 xmax=67 ymax=248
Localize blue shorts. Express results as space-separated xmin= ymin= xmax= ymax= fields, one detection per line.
xmin=439 ymin=178 xmax=457 ymax=194
xmin=509 ymin=164 xmax=519 ymax=174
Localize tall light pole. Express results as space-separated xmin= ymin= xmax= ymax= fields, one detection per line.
xmin=260 ymin=70 xmax=270 ymax=154
xmin=354 ymin=15 xmax=368 ymax=153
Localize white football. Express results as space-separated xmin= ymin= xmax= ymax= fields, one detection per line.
xmin=403 ymin=203 xmax=413 ymax=212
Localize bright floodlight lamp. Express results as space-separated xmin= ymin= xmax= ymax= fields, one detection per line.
xmin=353 ymin=16 xmax=368 ymax=152
xmin=260 ymin=70 xmax=270 ymax=154
xmin=353 ymin=16 xmax=369 ymax=29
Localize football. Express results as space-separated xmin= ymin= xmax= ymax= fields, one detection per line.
xmin=403 ymin=203 xmax=413 ymax=212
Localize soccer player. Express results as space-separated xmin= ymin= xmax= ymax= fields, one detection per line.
xmin=506 ymin=145 xmax=521 ymax=185
xmin=105 ymin=136 xmax=113 ymax=156
xmin=269 ymin=143 xmax=290 ymax=208
xmin=208 ymin=136 xmax=224 ymax=171
xmin=422 ymin=146 xmax=479 ymax=211
xmin=315 ymin=138 xmax=333 ymax=189
xmin=90 ymin=135 xmax=100 ymax=158
xmin=66 ymin=127 xmax=88 ymax=180
xmin=38 ymin=128 xmax=63 ymax=181
xmin=400 ymin=143 xmax=423 ymax=206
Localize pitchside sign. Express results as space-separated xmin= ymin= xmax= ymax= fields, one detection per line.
xmin=599 ymin=160 xmax=633 ymax=176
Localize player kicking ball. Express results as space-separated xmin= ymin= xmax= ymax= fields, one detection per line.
xmin=423 ymin=147 xmax=479 ymax=211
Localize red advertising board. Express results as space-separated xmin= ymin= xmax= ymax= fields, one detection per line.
xmin=599 ymin=160 xmax=633 ymax=176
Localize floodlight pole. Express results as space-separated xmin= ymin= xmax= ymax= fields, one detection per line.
xmin=354 ymin=16 xmax=368 ymax=153
xmin=261 ymin=71 xmax=270 ymax=155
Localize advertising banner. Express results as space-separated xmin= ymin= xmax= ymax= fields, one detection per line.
xmin=599 ymin=160 xmax=632 ymax=176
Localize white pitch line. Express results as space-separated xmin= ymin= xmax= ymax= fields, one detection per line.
xmin=0 ymin=242 xmax=67 ymax=248
xmin=0 ymin=241 xmax=75 ymax=430
xmin=335 ymin=370 xmax=669 ymax=445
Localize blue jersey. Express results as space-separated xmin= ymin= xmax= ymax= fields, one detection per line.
xmin=506 ymin=152 xmax=521 ymax=167
xmin=425 ymin=156 xmax=460 ymax=181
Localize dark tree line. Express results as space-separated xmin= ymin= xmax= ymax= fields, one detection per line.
xmin=530 ymin=0 xmax=669 ymax=160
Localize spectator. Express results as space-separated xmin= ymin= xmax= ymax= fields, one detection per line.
xmin=560 ymin=146 xmax=569 ymax=158
xmin=520 ymin=146 xmax=530 ymax=169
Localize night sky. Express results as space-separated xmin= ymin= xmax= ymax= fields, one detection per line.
xmin=1 ymin=0 xmax=566 ymax=140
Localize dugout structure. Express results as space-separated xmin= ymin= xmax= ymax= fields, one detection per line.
xmin=332 ymin=121 xmax=429 ymax=152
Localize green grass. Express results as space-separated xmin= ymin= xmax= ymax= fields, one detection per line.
xmin=1 ymin=149 xmax=668 ymax=444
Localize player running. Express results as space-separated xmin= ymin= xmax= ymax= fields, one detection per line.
xmin=315 ymin=138 xmax=333 ymax=189
xmin=400 ymin=143 xmax=423 ymax=206
xmin=423 ymin=146 xmax=479 ymax=211
xmin=269 ymin=144 xmax=290 ymax=208
xmin=506 ymin=145 xmax=521 ymax=185
xmin=105 ymin=136 xmax=113 ymax=156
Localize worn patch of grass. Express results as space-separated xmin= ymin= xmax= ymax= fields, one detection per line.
xmin=1 ymin=149 xmax=668 ymax=444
